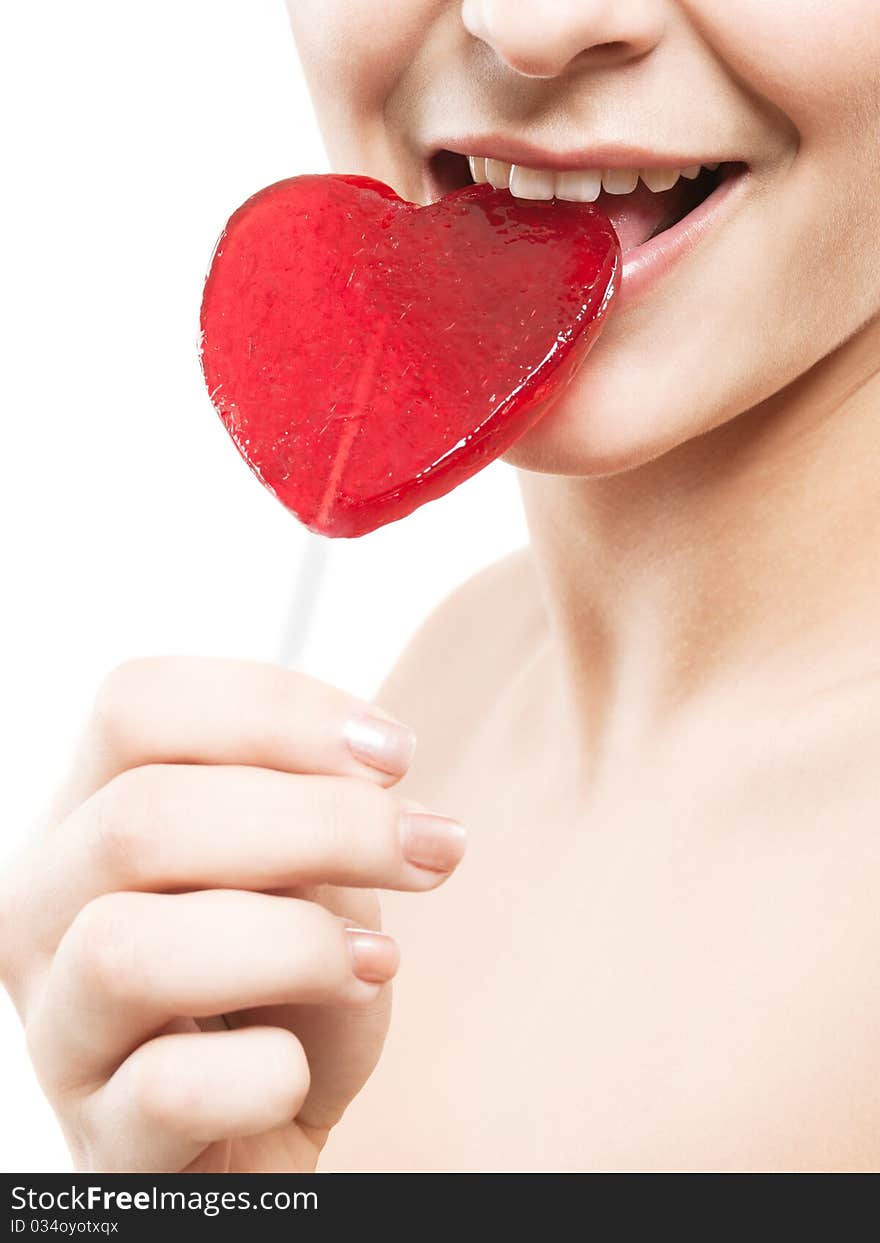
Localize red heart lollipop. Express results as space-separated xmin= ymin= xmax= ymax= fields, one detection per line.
xmin=200 ymin=176 xmax=619 ymax=538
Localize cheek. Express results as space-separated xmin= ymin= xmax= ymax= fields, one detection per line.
xmin=288 ymin=1 xmax=444 ymax=174
xmin=687 ymin=0 xmax=880 ymax=118
xmin=507 ymin=6 xmax=880 ymax=479
xmin=286 ymin=6 xmax=379 ymax=167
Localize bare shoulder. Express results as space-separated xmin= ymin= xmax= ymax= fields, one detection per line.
xmin=373 ymin=546 xmax=544 ymax=752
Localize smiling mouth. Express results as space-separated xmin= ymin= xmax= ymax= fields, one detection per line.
xmin=428 ymin=151 xmax=747 ymax=255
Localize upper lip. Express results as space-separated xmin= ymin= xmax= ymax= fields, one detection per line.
xmin=435 ymin=135 xmax=737 ymax=170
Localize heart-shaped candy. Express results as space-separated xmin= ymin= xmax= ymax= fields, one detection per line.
xmin=200 ymin=176 xmax=619 ymax=537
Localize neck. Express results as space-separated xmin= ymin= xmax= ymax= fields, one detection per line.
xmin=520 ymin=323 xmax=880 ymax=766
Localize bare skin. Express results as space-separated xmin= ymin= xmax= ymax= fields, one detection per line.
xmin=331 ymin=488 xmax=880 ymax=1172
xmin=2 ymin=1 xmax=880 ymax=1172
xmin=333 ymin=327 xmax=880 ymax=1172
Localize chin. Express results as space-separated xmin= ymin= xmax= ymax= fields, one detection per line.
xmin=502 ymin=337 xmax=720 ymax=479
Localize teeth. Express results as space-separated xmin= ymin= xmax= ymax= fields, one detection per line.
xmin=554 ymin=169 xmax=602 ymax=203
xmin=485 ymin=158 xmax=511 ymax=190
xmin=508 ymin=164 xmax=555 ymax=200
xmin=602 ymin=167 xmax=640 ymax=195
xmin=468 ymin=155 xmax=489 ymax=184
xmin=639 ymin=167 xmax=680 ymax=193
xmin=466 ymin=155 xmax=723 ymax=201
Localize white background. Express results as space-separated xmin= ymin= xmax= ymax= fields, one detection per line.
xmin=0 ymin=1 xmax=526 ymax=1170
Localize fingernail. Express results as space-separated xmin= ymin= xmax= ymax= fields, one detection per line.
xmin=345 ymin=927 xmax=400 ymax=983
xmin=399 ymin=812 xmax=467 ymax=874
xmin=343 ymin=712 xmax=417 ymax=776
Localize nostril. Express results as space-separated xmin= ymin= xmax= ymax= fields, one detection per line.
xmin=568 ymin=39 xmax=646 ymax=72
xmin=594 ymin=40 xmax=627 ymax=56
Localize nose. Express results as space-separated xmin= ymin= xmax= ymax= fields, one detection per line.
xmin=461 ymin=0 xmax=665 ymax=79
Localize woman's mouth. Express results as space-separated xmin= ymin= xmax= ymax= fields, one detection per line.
xmin=428 ymin=149 xmax=749 ymax=303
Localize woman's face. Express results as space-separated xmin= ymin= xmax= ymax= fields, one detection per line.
xmin=286 ymin=1 xmax=880 ymax=476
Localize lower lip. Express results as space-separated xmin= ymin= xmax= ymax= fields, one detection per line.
xmin=618 ymin=166 xmax=750 ymax=305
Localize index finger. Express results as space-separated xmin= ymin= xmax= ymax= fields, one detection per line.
xmin=48 ymin=656 xmax=416 ymax=825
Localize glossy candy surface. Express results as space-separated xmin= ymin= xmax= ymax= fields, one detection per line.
xmin=200 ymin=176 xmax=619 ymax=538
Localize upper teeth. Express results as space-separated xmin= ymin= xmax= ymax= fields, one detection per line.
xmin=468 ymin=156 xmax=719 ymax=201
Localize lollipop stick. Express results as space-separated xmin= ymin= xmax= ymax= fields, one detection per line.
xmin=315 ymin=317 xmax=390 ymax=529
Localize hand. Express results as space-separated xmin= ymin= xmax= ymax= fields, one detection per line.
xmin=0 ymin=657 xmax=465 ymax=1172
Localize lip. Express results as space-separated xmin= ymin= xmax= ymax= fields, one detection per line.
xmin=438 ymin=135 xmax=737 ymax=172
xmin=618 ymin=163 xmax=750 ymax=306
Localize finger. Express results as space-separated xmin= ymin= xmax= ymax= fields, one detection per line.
xmin=27 ymin=890 xmax=399 ymax=1091
xmin=48 ymin=656 xmax=416 ymax=823
xmin=82 ymin=1026 xmax=311 ymax=1172
xmin=24 ymin=765 xmax=465 ymax=951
